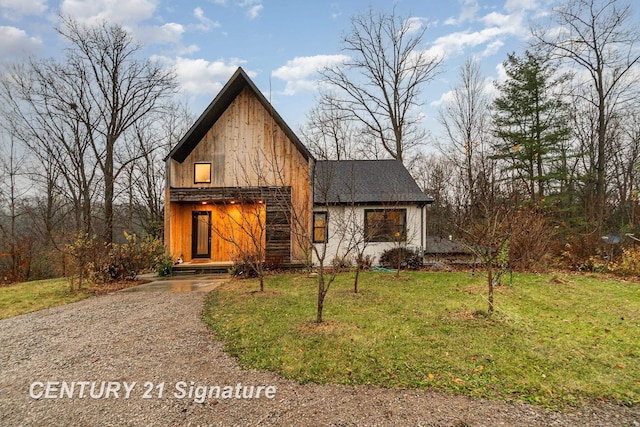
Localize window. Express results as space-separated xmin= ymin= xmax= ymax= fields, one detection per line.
xmin=194 ymin=163 xmax=211 ymax=184
xmin=364 ymin=209 xmax=406 ymax=242
xmin=313 ymin=212 xmax=328 ymax=243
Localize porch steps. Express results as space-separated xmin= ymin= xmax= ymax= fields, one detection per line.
xmin=171 ymin=261 xmax=308 ymax=276
xmin=172 ymin=264 xmax=232 ymax=275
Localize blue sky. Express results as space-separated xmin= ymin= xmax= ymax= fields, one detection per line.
xmin=0 ymin=0 xmax=560 ymax=138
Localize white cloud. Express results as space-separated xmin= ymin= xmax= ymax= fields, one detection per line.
xmin=427 ymin=0 xmax=539 ymax=61
xmin=194 ymin=7 xmax=220 ymax=31
xmin=430 ymin=89 xmax=455 ymax=108
xmin=445 ymin=0 xmax=479 ymax=26
xmin=0 ymin=0 xmax=47 ymax=19
xmin=480 ymin=11 xmax=527 ymax=36
xmin=247 ymin=4 xmax=262 ymax=19
xmin=405 ymin=17 xmax=427 ymax=34
xmin=505 ymin=0 xmax=539 ymax=13
xmin=60 ymin=0 xmax=158 ymax=26
xmin=153 ymin=56 xmax=249 ymax=95
xmin=136 ymin=22 xmax=185 ymax=45
xmin=426 ymin=27 xmax=505 ymax=59
xmin=237 ymin=0 xmax=263 ymax=19
xmin=272 ymin=54 xmax=349 ymax=95
xmin=0 ymin=26 xmax=43 ymax=58
xmin=482 ymin=39 xmax=505 ymax=57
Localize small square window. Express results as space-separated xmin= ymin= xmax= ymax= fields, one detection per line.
xmin=194 ymin=163 xmax=211 ymax=184
xmin=313 ymin=212 xmax=328 ymax=243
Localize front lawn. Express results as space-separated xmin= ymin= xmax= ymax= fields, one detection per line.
xmin=0 ymin=278 xmax=91 ymax=320
xmin=203 ymin=271 xmax=640 ymax=408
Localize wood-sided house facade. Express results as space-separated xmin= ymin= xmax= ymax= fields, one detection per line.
xmin=164 ymin=67 xmax=434 ymax=268
xmin=164 ymin=68 xmax=313 ymax=266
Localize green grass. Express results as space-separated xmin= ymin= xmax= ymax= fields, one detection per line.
xmin=203 ymin=271 xmax=640 ymax=408
xmin=0 ymin=278 xmax=90 ymax=319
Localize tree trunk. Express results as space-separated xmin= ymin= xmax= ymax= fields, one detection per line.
xmin=316 ymin=271 xmax=325 ymax=323
xmin=353 ymin=266 xmax=360 ymax=294
xmin=596 ymin=96 xmax=607 ymax=229
xmin=487 ymin=261 xmax=494 ymax=316
xmin=103 ymin=137 xmax=115 ymax=244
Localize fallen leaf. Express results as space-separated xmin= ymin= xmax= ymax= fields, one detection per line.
xmin=616 ymin=364 xmax=625 ymax=369
xmin=453 ymin=378 xmax=466 ymax=385
xmin=428 ymin=373 xmax=435 ymax=380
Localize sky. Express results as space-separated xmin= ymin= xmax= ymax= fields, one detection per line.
xmin=0 ymin=0 xmax=566 ymax=141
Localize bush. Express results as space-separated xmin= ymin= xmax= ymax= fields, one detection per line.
xmin=356 ymin=253 xmax=374 ymax=270
xmin=612 ymin=246 xmax=640 ymax=276
xmin=101 ymin=233 xmax=165 ymax=281
xmin=331 ymin=255 xmax=354 ymax=270
xmin=155 ymin=253 xmax=174 ymax=277
xmin=230 ymin=253 xmax=261 ymax=278
xmin=379 ymin=247 xmax=423 ymax=270
xmin=509 ymin=207 xmax=554 ymax=271
xmin=65 ymin=232 xmax=166 ymax=288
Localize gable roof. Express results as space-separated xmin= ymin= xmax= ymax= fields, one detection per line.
xmin=165 ymin=67 xmax=312 ymax=163
xmin=314 ymin=160 xmax=433 ymax=205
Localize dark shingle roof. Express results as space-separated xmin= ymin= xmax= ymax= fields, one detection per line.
xmin=314 ymin=160 xmax=433 ymax=205
xmin=424 ymin=236 xmax=471 ymax=255
xmin=165 ymin=67 xmax=311 ymax=163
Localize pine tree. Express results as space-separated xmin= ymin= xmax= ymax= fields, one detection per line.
xmin=492 ymin=51 xmax=570 ymax=204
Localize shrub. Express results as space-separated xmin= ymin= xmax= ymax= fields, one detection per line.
xmin=331 ymin=255 xmax=354 ymax=270
xmin=356 ymin=253 xmax=374 ymax=270
xmin=379 ymin=247 xmax=423 ymax=270
xmin=155 ymin=253 xmax=174 ymax=277
xmin=612 ymin=247 xmax=640 ymax=276
xmin=231 ymin=253 xmax=260 ymax=278
xmin=508 ymin=207 xmax=554 ymax=271
xmin=65 ymin=232 xmax=166 ymax=288
xmin=101 ymin=233 xmax=166 ymax=281
xmin=65 ymin=232 xmax=103 ymax=290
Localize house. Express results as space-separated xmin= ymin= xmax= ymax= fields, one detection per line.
xmin=312 ymin=160 xmax=433 ymax=265
xmin=164 ymin=67 xmax=433 ymax=269
xmin=164 ymin=67 xmax=312 ymax=267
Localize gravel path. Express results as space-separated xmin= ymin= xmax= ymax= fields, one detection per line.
xmin=1 ymin=289 xmax=638 ymax=426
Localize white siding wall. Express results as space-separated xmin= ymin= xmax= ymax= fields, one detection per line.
xmin=312 ymin=204 xmax=425 ymax=266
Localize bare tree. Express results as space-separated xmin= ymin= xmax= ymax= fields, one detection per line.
xmin=57 ymin=17 xmax=177 ymax=243
xmin=438 ymin=57 xmax=492 ymax=220
xmin=0 ymin=135 xmax=32 ymax=281
xmin=320 ymin=7 xmax=443 ymax=161
xmin=459 ymin=200 xmax=512 ymax=316
xmin=533 ymin=0 xmax=640 ymax=226
xmin=308 ymin=163 xmax=360 ymax=322
xmin=120 ymin=101 xmax=192 ymax=237
xmin=0 ymin=59 xmax=99 ymax=235
xmin=299 ymin=90 xmax=357 ymax=161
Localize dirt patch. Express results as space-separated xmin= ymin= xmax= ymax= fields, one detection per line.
xmin=296 ymin=319 xmax=343 ymax=335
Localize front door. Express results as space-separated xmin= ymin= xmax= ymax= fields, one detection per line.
xmin=192 ymin=211 xmax=211 ymax=259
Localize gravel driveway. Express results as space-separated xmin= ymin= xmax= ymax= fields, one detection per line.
xmin=1 ymin=287 xmax=638 ymax=426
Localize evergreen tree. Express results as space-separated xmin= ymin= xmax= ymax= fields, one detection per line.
xmin=492 ymin=51 xmax=570 ymax=204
